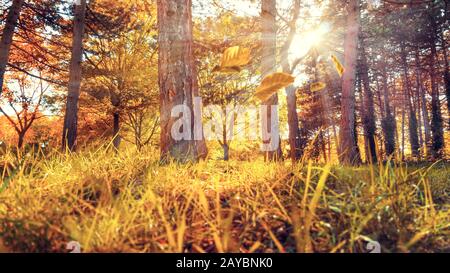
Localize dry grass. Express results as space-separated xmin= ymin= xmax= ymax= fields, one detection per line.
xmin=0 ymin=145 xmax=449 ymax=253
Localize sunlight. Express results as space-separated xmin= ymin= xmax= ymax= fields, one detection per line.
xmin=289 ymin=23 xmax=331 ymax=62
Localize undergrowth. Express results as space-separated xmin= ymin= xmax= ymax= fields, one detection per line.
xmin=0 ymin=146 xmax=448 ymax=253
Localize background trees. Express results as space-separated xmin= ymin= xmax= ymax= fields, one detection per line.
xmin=0 ymin=0 xmax=447 ymax=162
xmin=0 ymin=73 xmax=47 ymax=148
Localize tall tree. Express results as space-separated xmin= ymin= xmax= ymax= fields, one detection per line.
xmin=359 ymin=36 xmax=377 ymax=163
xmin=428 ymin=12 xmax=444 ymax=159
xmin=415 ymin=47 xmax=431 ymax=158
xmin=338 ymin=0 xmax=362 ymax=165
xmin=261 ymin=0 xmax=282 ymax=161
xmin=157 ymin=0 xmax=207 ymax=162
xmin=429 ymin=39 xmax=444 ymax=159
xmin=441 ymin=29 xmax=450 ymax=128
xmin=61 ymin=0 xmax=87 ymax=151
xmin=400 ymin=43 xmax=420 ymax=158
xmin=0 ymin=0 xmax=24 ymax=97
xmin=280 ymin=0 xmax=303 ymax=162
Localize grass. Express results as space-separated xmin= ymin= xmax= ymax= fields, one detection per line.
xmin=0 ymin=145 xmax=449 ymax=253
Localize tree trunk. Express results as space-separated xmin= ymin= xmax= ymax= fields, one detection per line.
xmin=286 ymin=85 xmax=302 ymax=161
xmin=62 ymin=0 xmax=87 ymax=151
xmin=416 ymin=87 xmax=424 ymax=159
xmin=261 ymin=0 xmax=282 ymax=161
xmin=17 ymin=132 xmax=25 ymax=149
xmin=157 ymin=0 xmax=207 ymax=163
xmin=441 ymin=30 xmax=450 ymax=128
xmin=429 ymin=41 xmax=444 ymax=159
xmin=280 ymin=0 xmax=302 ymax=162
xmin=338 ymin=0 xmax=361 ymax=165
xmin=401 ymin=95 xmax=405 ymax=161
xmin=0 ymin=0 xmax=24 ymax=97
xmin=359 ymin=38 xmax=377 ymax=163
xmin=113 ymin=111 xmax=121 ymax=151
xmin=222 ymin=143 xmax=229 ymax=161
xmin=401 ymin=44 xmax=420 ymax=158
xmin=381 ymin=66 xmax=396 ymax=157
xmin=415 ymin=47 xmax=431 ymax=158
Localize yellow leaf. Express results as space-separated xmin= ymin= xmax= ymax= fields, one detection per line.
xmin=255 ymin=72 xmax=295 ymax=102
xmin=310 ymin=82 xmax=327 ymax=92
xmin=214 ymin=46 xmax=250 ymax=73
xmin=331 ymin=55 xmax=345 ymax=77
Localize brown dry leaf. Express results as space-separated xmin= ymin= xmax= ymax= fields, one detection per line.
xmin=255 ymin=72 xmax=295 ymax=102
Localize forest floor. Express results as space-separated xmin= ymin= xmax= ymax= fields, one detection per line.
xmin=0 ymin=146 xmax=449 ymax=253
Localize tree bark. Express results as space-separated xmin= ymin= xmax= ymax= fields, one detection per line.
xmin=381 ymin=65 xmax=396 ymax=157
xmin=17 ymin=132 xmax=25 ymax=149
xmin=113 ymin=111 xmax=121 ymax=151
xmin=157 ymin=0 xmax=207 ymax=163
xmin=359 ymin=38 xmax=377 ymax=163
xmin=261 ymin=0 xmax=282 ymax=161
xmin=429 ymin=40 xmax=444 ymax=159
xmin=0 ymin=0 xmax=24 ymax=97
xmin=415 ymin=47 xmax=431 ymax=158
xmin=401 ymin=44 xmax=420 ymax=158
xmin=280 ymin=0 xmax=302 ymax=162
xmin=441 ymin=30 xmax=450 ymax=128
xmin=338 ymin=0 xmax=362 ymax=165
xmin=285 ymin=86 xmax=302 ymax=161
xmin=62 ymin=0 xmax=87 ymax=151
xmin=222 ymin=143 xmax=229 ymax=161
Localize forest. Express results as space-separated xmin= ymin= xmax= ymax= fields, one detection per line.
xmin=0 ymin=0 xmax=448 ymax=253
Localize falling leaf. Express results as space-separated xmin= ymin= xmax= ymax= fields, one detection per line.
xmin=212 ymin=65 xmax=242 ymax=73
xmin=214 ymin=46 xmax=250 ymax=73
xmin=255 ymin=72 xmax=295 ymax=102
xmin=330 ymin=55 xmax=345 ymax=77
xmin=310 ymin=82 xmax=327 ymax=92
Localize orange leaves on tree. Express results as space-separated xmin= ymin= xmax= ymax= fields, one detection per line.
xmin=255 ymin=72 xmax=295 ymax=102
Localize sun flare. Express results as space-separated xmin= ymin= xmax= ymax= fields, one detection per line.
xmin=289 ymin=23 xmax=331 ymax=62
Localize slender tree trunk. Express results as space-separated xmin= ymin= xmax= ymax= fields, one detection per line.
xmin=221 ymin=120 xmax=229 ymax=161
xmin=157 ymin=0 xmax=207 ymax=163
xmin=280 ymin=0 xmax=302 ymax=162
xmin=415 ymin=47 xmax=431 ymax=158
xmin=222 ymin=143 xmax=229 ymax=161
xmin=62 ymin=0 xmax=87 ymax=151
xmin=313 ymin=49 xmax=332 ymax=163
xmin=17 ymin=131 xmax=25 ymax=149
xmin=416 ymin=88 xmax=424 ymax=159
xmin=359 ymin=38 xmax=377 ymax=163
xmin=338 ymin=0 xmax=361 ymax=165
xmin=429 ymin=40 xmax=444 ymax=159
xmin=374 ymin=77 xmax=385 ymax=158
xmin=441 ymin=30 xmax=450 ymax=128
xmin=261 ymin=0 xmax=282 ymax=161
xmin=286 ymin=85 xmax=301 ymax=161
xmin=401 ymin=44 xmax=420 ymax=158
xmin=401 ymin=93 xmax=406 ymax=160
xmin=113 ymin=111 xmax=121 ymax=151
xmin=381 ymin=66 xmax=396 ymax=157
xmin=0 ymin=0 xmax=24 ymax=97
